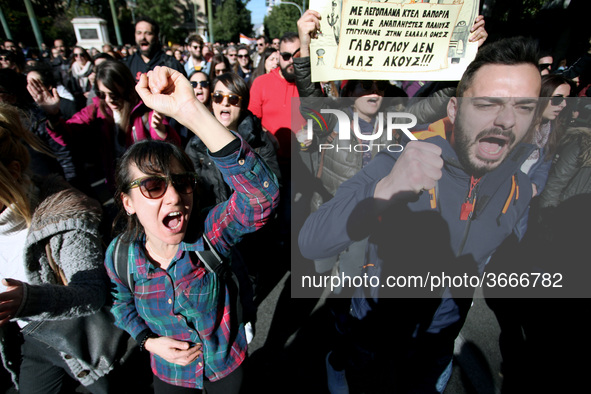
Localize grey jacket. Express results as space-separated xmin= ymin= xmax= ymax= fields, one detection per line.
xmin=0 ymin=175 xmax=108 ymax=388
xmin=294 ymin=56 xmax=393 ymax=206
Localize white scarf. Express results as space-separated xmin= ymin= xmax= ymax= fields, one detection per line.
xmin=71 ymin=61 xmax=93 ymax=91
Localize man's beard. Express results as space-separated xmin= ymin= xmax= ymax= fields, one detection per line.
xmin=281 ymin=64 xmax=296 ymax=82
xmin=139 ymin=41 xmax=158 ymax=58
xmin=454 ymin=119 xmax=517 ymax=177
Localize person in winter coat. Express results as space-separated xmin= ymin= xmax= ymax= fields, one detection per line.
xmin=299 ymin=36 xmax=542 ymax=393
xmin=0 ymin=102 xmax=114 ymax=393
xmin=185 ymin=72 xmax=281 ymax=209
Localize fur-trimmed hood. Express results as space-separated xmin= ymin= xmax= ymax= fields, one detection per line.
xmin=29 ymin=174 xmax=102 ymax=235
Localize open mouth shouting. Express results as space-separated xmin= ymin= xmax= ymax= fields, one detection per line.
xmin=162 ymin=210 xmax=186 ymax=234
xmin=475 ymin=130 xmax=515 ymax=162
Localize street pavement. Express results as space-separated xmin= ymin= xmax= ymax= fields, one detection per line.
xmin=244 ymin=271 xmax=504 ymax=394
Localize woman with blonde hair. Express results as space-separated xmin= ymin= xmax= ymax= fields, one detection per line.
xmin=0 ymin=102 xmax=119 ymax=393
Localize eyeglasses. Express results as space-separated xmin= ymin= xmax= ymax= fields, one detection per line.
xmin=190 ymin=80 xmax=210 ymax=89
xmin=211 ymin=91 xmax=242 ymax=106
xmin=215 ymin=68 xmax=227 ymax=75
xmin=74 ymin=53 xmax=84 ymax=58
xmin=192 ymin=45 xmax=201 ymax=50
xmin=237 ymin=54 xmax=249 ymax=59
xmin=0 ymin=56 xmax=8 ymax=61
xmin=227 ymin=53 xmax=237 ymax=57
xmin=357 ymin=80 xmax=389 ymax=92
xmin=257 ymin=43 xmax=265 ymax=47
xmin=538 ymin=63 xmax=552 ymax=72
xmin=550 ymin=95 xmax=566 ymax=106
xmin=129 ymin=173 xmax=197 ymax=199
xmin=97 ymin=90 xmax=121 ymax=101
xmin=280 ymin=48 xmax=300 ymax=61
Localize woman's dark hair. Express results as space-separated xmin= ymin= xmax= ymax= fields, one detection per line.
xmin=189 ymin=71 xmax=211 ymax=107
xmin=92 ymin=52 xmax=116 ymax=64
xmin=0 ymin=68 xmax=34 ymax=107
xmin=25 ymin=63 xmax=56 ymax=88
xmin=208 ymin=53 xmax=231 ymax=82
xmin=94 ymin=60 xmax=139 ymax=131
xmin=250 ymin=47 xmax=278 ymax=86
xmin=232 ymin=44 xmax=252 ymax=73
xmin=114 ymin=139 xmax=196 ymax=241
xmin=212 ymin=72 xmax=250 ymax=115
xmin=536 ymin=73 xmax=573 ymax=160
xmin=69 ymin=46 xmax=92 ymax=65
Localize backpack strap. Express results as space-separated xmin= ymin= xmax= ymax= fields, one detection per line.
xmin=194 ymin=234 xmax=225 ymax=275
xmin=113 ymin=236 xmax=134 ymax=294
xmin=194 ymin=234 xmax=244 ymax=323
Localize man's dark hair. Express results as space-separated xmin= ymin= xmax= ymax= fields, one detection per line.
xmin=256 ymin=35 xmax=269 ymax=44
xmin=279 ymin=32 xmax=299 ymax=45
xmin=187 ymin=34 xmax=204 ymax=46
xmin=135 ymin=16 xmax=160 ymax=37
xmin=456 ymin=37 xmax=539 ymax=97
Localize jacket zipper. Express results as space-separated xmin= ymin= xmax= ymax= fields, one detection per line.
xmin=457 ymin=183 xmax=479 ymax=256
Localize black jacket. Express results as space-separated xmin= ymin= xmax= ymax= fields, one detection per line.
xmin=123 ymin=50 xmax=185 ymax=81
xmin=185 ymin=111 xmax=281 ymax=210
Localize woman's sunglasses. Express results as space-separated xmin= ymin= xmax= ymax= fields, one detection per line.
xmin=128 ymin=173 xmax=197 ymax=199
xmin=550 ymin=96 xmax=566 ymax=106
xmin=97 ymin=90 xmax=121 ymax=101
xmin=190 ymin=80 xmax=210 ymax=89
xmin=211 ymin=92 xmax=242 ymax=106
xmin=358 ymin=80 xmax=389 ymax=92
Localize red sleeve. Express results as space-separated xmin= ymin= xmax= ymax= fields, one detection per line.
xmin=248 ymin=77 xmax=263 ymax=120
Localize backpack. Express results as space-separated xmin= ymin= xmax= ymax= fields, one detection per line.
xmin=112 ymin=234 xmax=244 ymax=324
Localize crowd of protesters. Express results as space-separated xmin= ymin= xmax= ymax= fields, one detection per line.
xmin=0 ymin=5 xmax=590 ymax=394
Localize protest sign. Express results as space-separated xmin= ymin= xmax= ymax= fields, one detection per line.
xmin=309 ymin=0 xmax=480 ymax=82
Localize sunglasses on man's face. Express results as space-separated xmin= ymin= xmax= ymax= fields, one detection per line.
xmin=211 ymin=91 xmax=242 ymax=106
xmin=550 ymin=95 xmax=566 ymax=106
xmin=280 ymin=48 xmax=301 ymax=61
xmin=237 ymin=54 xmax=249 ymax=59
xmin=128 ymin=173 xmax=197 ymax=199
xmin=190 ymin=80 xmax=210 ymax=89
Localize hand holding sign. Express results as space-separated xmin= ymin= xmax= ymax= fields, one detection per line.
xmin=374 ymin=141 xmax=443 ymax=202
xmin=298 ymin=10 xmax=322 ymax=57
xmin=469 ymin=15 xmax=488 ymax=47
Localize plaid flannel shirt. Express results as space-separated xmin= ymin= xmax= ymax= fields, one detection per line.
xmin=105 ymin=137 xmax=279 ymax=388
